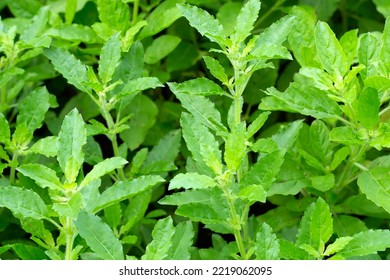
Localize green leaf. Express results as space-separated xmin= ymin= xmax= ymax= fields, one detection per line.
xmin=380 ymin=17 xmax=390 ymax=74
xmin=337 ymin=230 xmax=390 ymax=258
xmin=311 ymin=174 xmax=335 ymax=192
xmin=20 ymin=6 xmax=49 ymax=43
xmin=29 ymin=136 xmax=58 ymax=157
xmin=254 ymin=15 xmax=295 ymax=50
xmin=0 ymin=113 xmax=10 ymax=143
xmin=46 ymin=24 xmax=99 ymax=44
xmin=315 ymin=21 xmax=349 ymax=76
xmin=324 ymin=237 xmax=353 ymax=256
xmin=168 ymin=78 xmax=226 ymax=96
xmin=224 ymin=122 xmax=246 ymax=171
xmin=11 ymin=244 xmax=47 ymax=260
xmin=358 ymin=33 xmax=381 ymax=79
xmin=96 ymin=0 xmax=130 ymax=32
xmin=255 ymin=222 xmax=279 ymax=260
xmin=57 ymin=108 xmax=87 ymax=184
xmin=333 ymin=215 xmax=368 ymax=237
xmin=145 ymin=35 xmax=181 ymax=64
xmin=53 ymin=193 xmax=82 ymax=219
xmin=142 ymin=217 xmax=175 ymax=260
xmin=279 ymin=239 xmax=311 ymax=260
xmin=180 ymin=113 xmax=223 ymax=175
xmin=177 ymin=3 xmax=228 ymax=46
xmin=17 ymin=164 xmax=62 ymax=190
xmin=116 ymin=77 xmax=163 ymax=101
xmin=296 ymin=198 xmax=333 ymax=253
xmin=260 ymin=83 xmax=342 ymax=119
xmin=17 ymin=87 xmax=50 ymax=134
xmin=299 ymin=0 xmax=340 ymax=21
xmin=65 ymin=0 xmax=77 ymax=23
xmin=247 ymin=112 xmax=270 ymax=139
xmin=339 ymin=29 xmax=358 ymax=66
xmin=357 ymin=87 xmax=380 ymax=130
xmin=171 ymin=89 xmax=227 ymax=134
xmin=138 ymin=0 xmax=183 ymax=40
xmin=169 ymin=173 xmax=216 ymax=190
xmin=240 ymin=150 xmax=285 ymax=192
xmin=75 ymin=211 xmax=124 ymax=260
xmin=329 ymin=126 xmax=362 ymax=145
xmin=203 ymin=56 xmax=228 ymax=84
xmin=238 ymin=184 xmax=267 ymax=203
xmin=373 ymin=0 xmax=390 ymax=18
xmin=0 ymin=186 xmax=48 ymax=220
xmin=93 ymin=175 xmax=164 ymax=212
xmin=98 ymin=32 xmax=121 ymax=85
xmin=44 ymin=48 xmax=90 ymax=93
xmin=231 ymin=0 xmax=260 ymax=43
xmin=80 ymin=157 xmax=127 ymax=188
xmin=167 ymin=221 xmax=194 ymax=260
xmin=358 ymin=167 xmax=390 ymax=214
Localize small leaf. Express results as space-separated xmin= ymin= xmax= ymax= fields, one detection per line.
xmin=177 ymin=3 xmax=227 ymax=46
xmin=203 ymin=56 xmax=228 ymax=84
xmin=98 ymin=32 xmax=121 ymax=85
xmin=296 ymin=198 xmax=333 ymax=253
xmin=337 ymin=229 xmax=390 ymax=258
xmin=167 ymin=221 xmax=194 ymax=260
xmin=358 ymin=167 xmax=390 ymax=214
xmin=0 ymin=113 xmax=10 ymax=143
xmin=255 ymin=222 xmax=279 ymax=260
xmin=169 ymin=173 xmax=216 ymax=190
xmin=315 ymin=21 xmax=349 ymax=76
xmin=329 ymin=126 xmax=362 ymax=145
xmin=225 ymin=122 xmax=246 ymax=171
xmin=75 ymin=211 xmax=124 ymax=260
xmin=324 ymin=237 xmax=353 ymax=256
xmin=142 ymin=217 xmax=175 ymax=260
xmin=53 ymin=193 xmax=82 ymax=219
xmin=358 ymin=33 xmax=381 ymax=79
xmin=96 ymin=0 xmax=130 ymax=32
xmin=94 ymin=175 xmax=164 ymax=212
xmin=29 ymin=136 xmax=58 ymax=157
xmin=238 ymin=184 xmax=266 ymax=203
xmin=80 ymin=157 xmax=128 ymax=188
xmin=339 ymin=29 xmax=358 ymax=66
xmin=17 ymin=164 xmax=62 ymax=190
xmin=57 ymin=108 xmax=87 ymax=184
xmin=380 ymin=16 xmax=390 ymax=74
xmin=0 ymin=186 xmax=48 ymax=220
xmin=231 ymin=0 xmax=261 ymax=43
xmin=311 ymin=174 xmax=335 ymax=192
xmin=247 ymin=112 xmax=270 ymax=138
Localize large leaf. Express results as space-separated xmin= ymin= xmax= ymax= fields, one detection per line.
xmin=358 ymin=167 xmax=390 ymax=214
xmin=142 ymin=217 xmax=175 ymax=260
xmin=44 ymin=48 xmax=90 ymax=93
xmin=255 ymin=222 xmax=280 ymax=260
xmin=296 ymin=198 xmax=333 ymax=253
xmin=167 ymin=221 xmax=194 ymax=260
xmin=357 ymin=87 xmax=380 ymax=130
xmin=57 ymin=108 xmax=87 ymax=184
xmin=337 ymin=229 xmax=390 ymax=258
xmin=17 ymin=164 xmax=62 ymax=190
xmin=168 ymin=78 xmax=225 ymax=96
xmin=177 ymin=3 xmax=227 ymax=46
xmin=315 ymin=21 xmax=349 ymax=76
xmin=0 ymin=186 xmax=48 ymax=220
xmin=93 ymin=175 xmax=164 ymax=212
xmin=260 ymin=83 xmax=342 ymax=119
xmin=96 ymin=0 xmax=130 ymax=32
xmin=169 ymin=173 xmax=216 ymax=190
xmin=75 ymin=211 xmax=124 ymax=260
xmin=231 ymin=0 xmax=261 ymax=43
xmin=98 ymin=32 xmax=121 ymax=85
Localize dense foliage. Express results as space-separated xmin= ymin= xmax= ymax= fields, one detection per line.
xmin=0 ymin=0 xmax=389 ymax=260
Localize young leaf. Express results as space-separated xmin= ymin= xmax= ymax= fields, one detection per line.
xmin=57 ymin=108 xmax=87 ymax=184
xmin=177 ymin=3 xmax=228 ymax=46
xmin=358 ymin=33 xmax=381 ymax=79
xmin=29 ymin=136 xmax=58 ymax=157
xmin=247 ymin=112 xmax=270 ymax=138
xmin=380 ymin=17 xmax=390 ymax=74
xmin=296 ymin=198 xmax=333 ymax=253
xmin=339 ymin=29 xmax=358 ymax=66
xmin=357 ymin=167 xmax=390 ymax=214
xmin=279 ymin=239 xmax=311 ymax=260
xmin=315 ymin=21 xmax=349 ymax=76
xmin=203 ymin=56 xmax=228 ymax=84
xmin=53 ymin=193 xmax=82 ymax=219
xmin=0 ymin=186 xmax=48 ymax=220
xmin=17 ymin=164 xmax=62 ymax=190
xmin=142 ymin=217 xmax=175 ymax=260
xmin=169 ymin=173 xmax=216 ymax=190
xmin=75 ymin=211 xmax=124 ymax=260
xmin=44 ymin=48 xmax=90 ymax=93
xmin=80 ymin=157 xmax=128 ymax=188
xmin=357 ymin=87 xmax=380 ymax=130
xmin=323 ymin=237 xmax=353 ymax=256
xmin=231 ymin=0 xmax=261 ymax=43
xmin=98 ymin=32 xmax=121 ymax=85
xmin=96 ymin=0 xmax=130 ymax=33
xmin=255 ymin=222 xmax=280 ymax=260
xmin=260 ymin=83 xmax=342 ymax=119
xmin=93 ymin=175 xmax=164 ymax=212
xmin=167 ymin=221 xmax=194 ymax=260
xmin=17 ymin=87 xmax=50 ymax=134
xmin=337 ymin=230 xmax=390 ymax=258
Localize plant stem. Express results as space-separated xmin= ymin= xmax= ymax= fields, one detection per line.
xmin=9 ymin=151 xmax=19 ymax=184
xmin=132 ymin=0 xmax=139 ymax=25
xmin=65 ymin=216 xmax=75 ymax=260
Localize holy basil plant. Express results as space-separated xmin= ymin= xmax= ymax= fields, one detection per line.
xmin=0 ymin=0 xmax=390 ymax=260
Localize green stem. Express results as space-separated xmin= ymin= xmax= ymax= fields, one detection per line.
xmin=65 ymin=217 xmax=75 ymax=260
xmin=132 ymin=0 xmax=139 ymax=25
xmin=9 ymin=152 xmax=19 ymax=184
